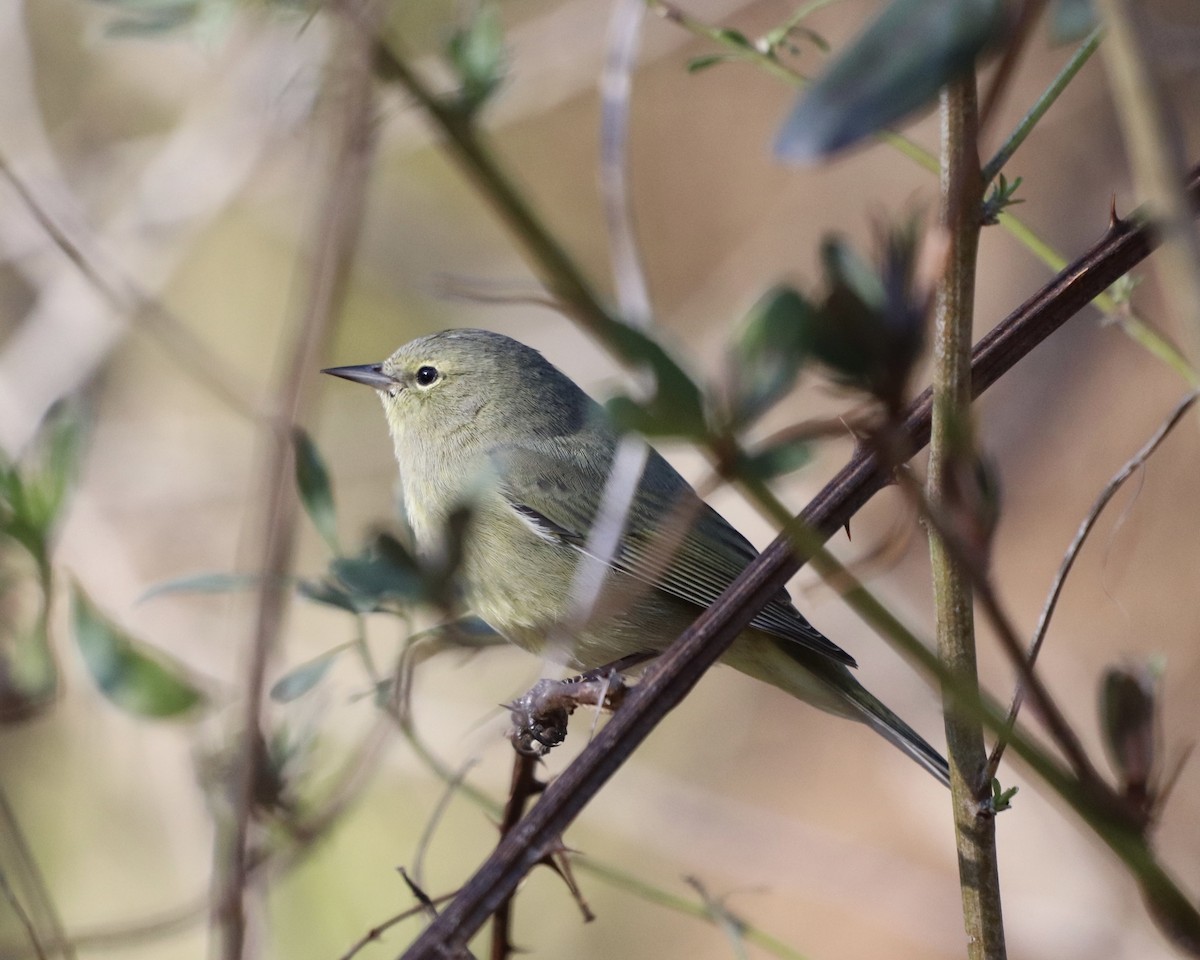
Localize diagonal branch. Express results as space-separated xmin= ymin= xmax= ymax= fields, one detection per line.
xmin=986 ymin=389 xmax=1200 ymax=778
xmin=397 ymin=167 xmax=1200 ymax=960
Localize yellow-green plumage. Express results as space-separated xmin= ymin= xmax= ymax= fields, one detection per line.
xmin=324 ymin=328 xmax=948 ymax=785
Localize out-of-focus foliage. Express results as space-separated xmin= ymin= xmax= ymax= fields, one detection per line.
xmin=775 ymin=0 xmax=1009 ymax=160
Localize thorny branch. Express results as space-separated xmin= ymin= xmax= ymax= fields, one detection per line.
xmin=398 ymin=169 xmax=1200 ymax=960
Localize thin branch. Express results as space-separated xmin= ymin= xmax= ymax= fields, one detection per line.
xmin=0 ymin=154 xmax=265 ymax=423
xmin=214 ymin=5 xmax=381 ymax=958
xmin=645 ymin=0 xmax=1187 ymax=385
xmin=986 ymin=390 xmax=1200 ymax=777
xmin=0 ymin=864 xmax=50 ymax=960
xmin=413 ymin=759 xmax=478 ymax=893
xmin=338 ymin=892 xmax=459 ymax=960
xmin=600 ymin=0 xmax=653 ymax=326
xmin=982 ymin=23 xmax=1104 ymax=182
xmin=489 ymin=754 xmax=543 ymax=960
xmin=397 ymin=171 xmax=1200 ymax=960
xmin=1095 ymin=0 xmax=1200 ymax=362
xmin=895 ymin=467 xmax=1110 ymax=792
xmin=977 ymin=0 xmax=1045 ymax=137
xmin=0 ymin=786 xmax=72 ymax=960
xmin=683 ymin=877 xmax=752 ymax=960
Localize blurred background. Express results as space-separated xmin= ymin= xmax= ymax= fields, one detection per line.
xmin=1 ymin=0 xmax=1199 ymax=958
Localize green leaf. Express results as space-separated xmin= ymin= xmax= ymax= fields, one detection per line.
xmin=775 ymin=0 xmax=1009 ymax=161
xmin=714 ymin=28 xmax=753 ymax=48
xmin=139 ymin=572 xmax=266 ymax=602
xmin=1050 ymin=0 xmax=1095 ymax=43
xmin=447 ymin=1 xmax=506 ymax=115
xmin=730 ymin=286 xmax=815 ymax=424
xmin=270 ymin=645 xmax=348 ymax=703
xmin=297 ymin=578 xmax=361 ymax=614
xmin=603 ymin=324 xmax=708 ymax=440
xmin=0 ymin=546 xmax=58 ymax=725
xmin=738 ymin=437 xmax=813 ymax=480
xmin=72 ymin=585 xmax=207 ymax=719
xmin=0 ymin=407 xmax=84 ymax=568
xmin=293 ymin=429 xmax=339 ymax=554
xmin=991 ymin=778 xmax=1018 ymax=812
xmin=823 ymin=238 xmax=887 ymax=310
xmin=687 ymin=54 xmax=731 ymax=73
xmin=304 ymin=533 xmax=425 ymax=614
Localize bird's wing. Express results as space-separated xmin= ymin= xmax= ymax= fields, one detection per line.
xmin=489 ymin=443 xmax=856 ymax=667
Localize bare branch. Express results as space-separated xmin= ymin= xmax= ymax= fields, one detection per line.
xmin=986 ymin=390 xmax=1200 ymax=777
xmin=214 ymin=5 xmax=382 ymax=957
xmin=397 ymin=167 xmax=1200 ymax=960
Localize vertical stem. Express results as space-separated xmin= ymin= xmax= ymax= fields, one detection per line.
xmin=215 ymin=3 xmax=380 ymax=957
xmin=929 ymin=76 xmax=1007 ymax=960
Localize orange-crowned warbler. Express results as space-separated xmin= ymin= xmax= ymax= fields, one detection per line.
xmin=325 ymin=328 xmax=948 ymax=784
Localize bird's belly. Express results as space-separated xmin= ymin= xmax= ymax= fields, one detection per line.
xmin=462 ymin=526 xmax=698 ymax=670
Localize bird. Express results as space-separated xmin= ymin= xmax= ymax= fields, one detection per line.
xmin=324 ymin=328 xmax=948 ymax=785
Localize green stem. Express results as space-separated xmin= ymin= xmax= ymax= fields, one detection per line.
xmin=930 ymin=75 xmax=1007 ymax=960
xmin=653 ymin=2 xmax=1198 ymax=382
xmin=1094 ymin=0 xmax=1200 ymax=366
xmin=983 ymin=26 xmax=1104 ymax=182
xmin=374 ymin=35 xmax=625 ymax=342
xmin=730 ymin=468 xmax=1200 ymax=948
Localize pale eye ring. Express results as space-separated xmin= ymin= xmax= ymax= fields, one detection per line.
xmin=415 ymin=365 xmax=439 ymax=388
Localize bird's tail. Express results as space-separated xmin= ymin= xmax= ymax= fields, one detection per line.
xmin=840 ymin=679 xmax=950 ymax=787
xmin=724 ymin=632 xmax=950 ymax=787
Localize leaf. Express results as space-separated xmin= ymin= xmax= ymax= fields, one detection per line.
xmin=72 ymin=585 xmax=207 ymax=719
xmin=447 ymin=1 xmax=506 ymax=115
xmin=714 ymin=28 xmax=753 ymax=48
xmin=0 ymin=546 xmax=58 ymax=725
xmin=293 ymin=429 xmax=339 ymax=554
xmin=730 ymin=286 xmax=815 ymax=424
xmin=297 ymin=578 xmax=360 ymax=613
xmin=139 ymin=572 xmax=266 ymax=602
xmin=687 ymin=54 xmax=730 ymax=73
xmin=738 ymin=437 xmax=813 ymax=480
xmin=775 ymin=0 xmax=1009 ymax=161
xmin=0 ymin=407 xmax=85 ymax=568
xmin=303 ymin=533 xmax=425 ymax=614
xmin=1050 ymin=0 xmax=1095 ymax=43
xmin=603 ymin=324 xmax=708 ymax=440
xmin=270 ymin=645 xmax=349 ymax=703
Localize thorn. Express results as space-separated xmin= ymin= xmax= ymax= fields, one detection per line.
xmin=843 ymin=520 xmax=852 ymax=541
xmin=1109 ymin=195 xmax=1131 ymax=235
xmin=537 ymin=841 xmax=595 ymax=922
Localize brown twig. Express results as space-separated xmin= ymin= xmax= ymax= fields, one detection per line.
xmin=985 ymin=389 xmax=1200 ymax=778
xmin=490 ymin=754 xmax=544 ymax=960
xmin=397 ymin=167 xmax=1200 ymax=960
xmin=977 ymin=0 xmax=1046 ymax=138
xmin=339 ymin=892 xmax=460 ymax=960
xmin=0 ymin=153 xmax=265 ymax=423
xmin=214 ymin=4 xmax=381 ymax=958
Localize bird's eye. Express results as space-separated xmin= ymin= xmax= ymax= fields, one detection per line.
xmin=415 ymin=365 xmax=440 ymax=387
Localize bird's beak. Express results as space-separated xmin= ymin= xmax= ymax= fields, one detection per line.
xmin=322 ymin=363 xmax=398 ymax=390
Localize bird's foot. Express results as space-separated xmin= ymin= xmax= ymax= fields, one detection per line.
xmin=506 ymin=655 xmax=649 ymax=757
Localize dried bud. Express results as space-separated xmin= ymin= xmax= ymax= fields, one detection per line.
xmin=1099 ymin=662 xmax=1160 ymax=814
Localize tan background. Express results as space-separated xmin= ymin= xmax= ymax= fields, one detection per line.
xmin=2 ymin=0 xmax=1199 ymax=958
